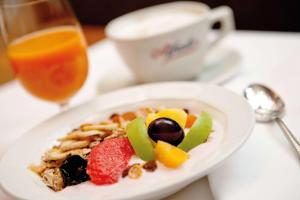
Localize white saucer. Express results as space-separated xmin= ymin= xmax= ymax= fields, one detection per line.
xmin=87 ymin=39 xmax=241 ymax=94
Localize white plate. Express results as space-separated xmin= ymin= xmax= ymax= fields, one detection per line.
xmin=0 ymin=82 xmax=254 ymax=200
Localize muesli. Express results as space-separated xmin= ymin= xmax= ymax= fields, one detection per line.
xmin=30 ymin=107 xmax=213 ymax=191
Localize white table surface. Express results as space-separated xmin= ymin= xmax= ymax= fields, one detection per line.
xmin=1 ymin=31 xmax=300 ymax=200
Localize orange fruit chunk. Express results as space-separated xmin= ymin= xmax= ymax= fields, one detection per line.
xmin=146 ymin=108 xmax=187 ymax=129
xmin=185 ymin=114 xmax=197 ymax=128
xmin=155 ymin=140 xmax=188 ymax=168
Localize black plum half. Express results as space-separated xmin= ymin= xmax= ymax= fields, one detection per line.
xmin=148 ymin=117 xmax=184 ymax=146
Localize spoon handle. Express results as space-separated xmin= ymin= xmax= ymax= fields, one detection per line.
xmin=275 ymin=118 xmax=300 ymax=159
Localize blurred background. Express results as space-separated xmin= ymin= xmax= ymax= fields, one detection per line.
xmin=1 ymin=0 xmax=300 ymax=85
xmin=70 ymin=0 xmax=300 ymax=32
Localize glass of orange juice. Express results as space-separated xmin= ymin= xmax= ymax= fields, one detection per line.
xmin=0 ymin=0 xmax=88 ymax=108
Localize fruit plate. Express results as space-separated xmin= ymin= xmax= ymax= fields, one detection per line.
xmin=0 ymin=82 xmax=254 ymax=200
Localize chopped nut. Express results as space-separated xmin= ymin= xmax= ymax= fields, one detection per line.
xmin=121 ymin=112 xmax=137 ymax=121
xmin=142 ymin=160 xmax=157 ymax=172
xmin=128 ymin=164 xmax=143 ymax=179
xmin=71 ymin=128 xmax=80 ymax=132
xmin=41 ymin=168 xmax=64 ymax=191
xmin=110 ymin=113 xmax=119 ymax=118
xmin=110 ymin=113 xmax=121 ymax=124
xmin=122 ymin=166 xmax=130 ymax=178
xmin=183 ymin=108 xmax=189 ymax=114
xmin=122 ymin=164 xmax=143 ymax=179
xmin=140 ymin=107 xmax=155 ymax=115
xmin=45 ymin=160 xmax=64 ymax=168
xmin=102 ymin=129 xmax=113 ymax=136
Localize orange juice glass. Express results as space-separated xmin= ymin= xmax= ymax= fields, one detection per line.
xmin=1 ymin=0 xmax=88 ymax=107
xmin=7 ymin=27 xmax=88 ymax=103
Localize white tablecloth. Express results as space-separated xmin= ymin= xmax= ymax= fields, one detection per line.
xmin=209 ymin=32 xmax=300 ymax=200
xmin=0 ymin=31 xmax=299 ymax=200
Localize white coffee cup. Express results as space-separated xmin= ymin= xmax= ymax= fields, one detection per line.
xmin=105 ymin=1 xmax=234 ymax=82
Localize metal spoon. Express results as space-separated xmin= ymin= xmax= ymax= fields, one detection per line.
xmin=244 ymin=83 xmax=300 ymax=159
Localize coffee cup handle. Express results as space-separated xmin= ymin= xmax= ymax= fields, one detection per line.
xmin=208 ymin=6 xmax=234 ymax=49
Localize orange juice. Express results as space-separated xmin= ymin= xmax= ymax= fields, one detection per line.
xmin=7 ymin=26 xmax=88 ymax=102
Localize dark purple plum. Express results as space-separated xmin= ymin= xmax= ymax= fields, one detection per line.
xmin=148 ymin=117 xmax=184 ymax=146
xmin=60 ymin=155 xmax=90 ymax=187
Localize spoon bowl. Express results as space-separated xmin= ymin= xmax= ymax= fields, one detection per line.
xmin=244 ymin=84 xmax=285 ymax=122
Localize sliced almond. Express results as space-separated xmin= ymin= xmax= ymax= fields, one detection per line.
xmin=42 ymin=148 xmax=91 ymax=161
xmin=104 ymin=128 xmax=126 ymax=140
xmin=43 ymin=149 xmax=69 ymax=161
xmin=66 ymin=148 xmax=91 ymax=159
xmin=79 ymin=123 xmax=93 ymax=129
xmin=71 ymin=148 xmax=91 ymax=157
xmin=89 ymin=140 xmax=101 ymax=148
xmin=81 ymin=123 xmax=118 ymax=131
xmin=28 ymin=164 xmax=47 ymax=175
xmin=59 ymin=140 xmax=90 ymax=152
xmin=99 ymin=120 xmax=113 ymax=125
xmin=58 ymin=130 xmax=106 ymax=141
